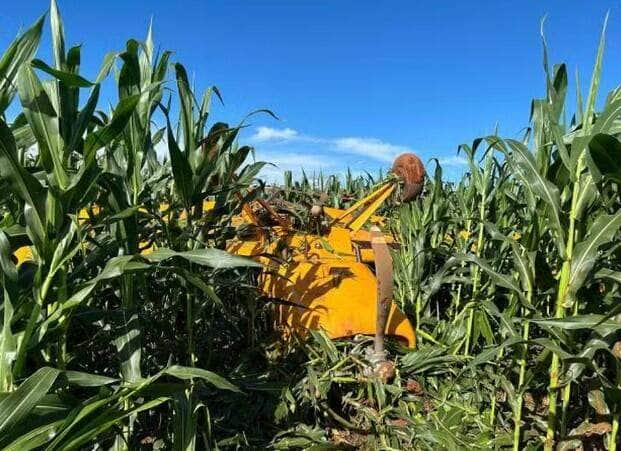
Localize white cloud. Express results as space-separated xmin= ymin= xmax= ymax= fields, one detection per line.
xmin=437 ymin=156 xmax=468 ymax=166
xmin=257 ymin=150 xmax=335 ymax=183
xmin=263 ymin=153 xmax=328 ymax=168
xmin=250 ymin=126 xmax=299 ymax=142
xmin=248 ymin=127 xmax=414 ymax=163
xmin=334 ymin=137 xmax=410 ymax=162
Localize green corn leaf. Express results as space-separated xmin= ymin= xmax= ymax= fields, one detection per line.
xmin=141 ymin=20 xmax=154 ymax=70
xmin=531 ymin=315 xmax=621 ymax=337
xmin=195 ymin=87 xmax=213 ymax=145
xmin=17 ymin=65 xmax=68 ymax=189
xmin=484 ymin=221 xmax=535 ymax=293
xmin=468 ymin=336 xmax=522 ymax=368
xmin=423 ymin=256 xmax=460 ymax=299
xmin=45 ymin=396 xmax=120 ymax=449
xmin=166 ymin=117 xmax=195 ymax=207
xmin=169 ymin=267 xmax=223 ymax=308
xmin=0 ymin=118 xmax=46 ymax=223
xmin=587 ymin=133 xmax=621 ymax=184
xmin=527 ymin=337 xmax=573 ymax=360
xmin=117 ymin=42 xmax=144 ymax=198
xmin=83 ymin=93 xmax=140 ymax=157
xmin=175 ymin=63 xmax=196 ymax=159
xmin=594 ymin=268 xmax=621 ymax=284
xmin=235 ymin=160 xmax=268 ymax=188
xmin=568 ymin=212 xmax=621 ymax=304
xmin=401 ymin=348 xmax=464 ymax=375
xmin=469 ymin=335 xmax=584 ymax=370
xmin=51 ymin=397 xmax=169 ymax=451
xmin=172 ymin=391 xmax=198 ymax=451
xmin=582 ymin=13 xmax=608 ymax=133
xmin=61 ymin=162 xmax=101 ymax=213
xmin=31 ymin=59 xmax=94 ymax=88
xmin=573 ymin=173 xmax=597 ymax=220
xmin=11 ymin=120 xmax=36 ymax=151
xmin=164 ymin=365 xmax=241 ymax=392
xmin=0 ymin=119 xmax=47 ymax=254
xmin=35 ymin=256 xmax=150 ymax=344
xmin=67 ymin=84 xmax=100 ymax=154
xmin=65 ymin=45 xmax=81 ymax=72
xmin=61 ymin=371 xmax=118 ymax=387
xmin=144 ymin=247 xmax=262 ymax=269
xmin=474 ymin=309 xmax=495 ymax=346
xmin=309 ymin=330 xmax=339 ymax=363
xmin=103 ymin=206 xmax=139 ymax=222
xmin=50 ymin=0 xmax=66 ymax=70
xmin=566 ymin=338 xmax=613 ymax=383
xmin=550 ymin=121 xmax=571 ymax=172
xmin=0 ymin=231 xmax=17 ymax=392
xmin=0 ymin=367 xmax=61 ymax=437
xmin=0 ymin=15 xmax=44 ymax=113
xmin=95 ymin=52 xmax=117 ymax=83
xmin=47 ymin=364 xmax=236 ymax=450
xmin=591 ymin=97 xmax=621 ymax=136
xmin=550 ymin=64 xmax=568 ymax=122
xmin=23 ymin=203 xmax=46 ymax=255
xmin=118 ymin=39 xmax=141 ymax=99
xmin=2 ymin=420 xmax=64 ymax=451
xmin=575 ymin=68 xmax=584 ymax=125
xmin=459 ymin=253 xmax=529 ymax=308
xmin=47 ymin=220 xmax=80 ymax=280
xmin=501 ymin=138 xmax=565 ymax=257
xmin=153 ymin=51 xmax=172 ymax=88
xmin=112 ymin=310 xmax=142 ymax=384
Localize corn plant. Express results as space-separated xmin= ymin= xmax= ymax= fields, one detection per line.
xmin=0 ymin=2 xmax=262 ymax=448
xmin=2 ymin=2 xmax=621 ymax=449
xmin=391 ymin=17 xmax=621 ymax=450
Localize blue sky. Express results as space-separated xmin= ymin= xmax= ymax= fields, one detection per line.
xmin=2 ymin=1 xmax=621 ymax=181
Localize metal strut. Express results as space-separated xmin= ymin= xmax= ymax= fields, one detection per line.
xmin=370 ymin=225 xmax=393 ymax=357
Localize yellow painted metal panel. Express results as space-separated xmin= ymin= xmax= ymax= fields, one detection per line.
xmin=256 ymin=257 xmax=415 ymax=348
xmin=14 ymin=246 xmax=33 ymax=265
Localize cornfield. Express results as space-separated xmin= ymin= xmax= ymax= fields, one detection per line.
xmin=1 ymin=2 xmax=621 ymax=450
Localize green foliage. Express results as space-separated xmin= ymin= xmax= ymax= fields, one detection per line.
xmin=390 ymin=17 xmax=621 ymax=450
xmin=0 ymin=2 xmax=263 ymax=448
xmin=1 ymin=2 xmax=620 ymax=450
